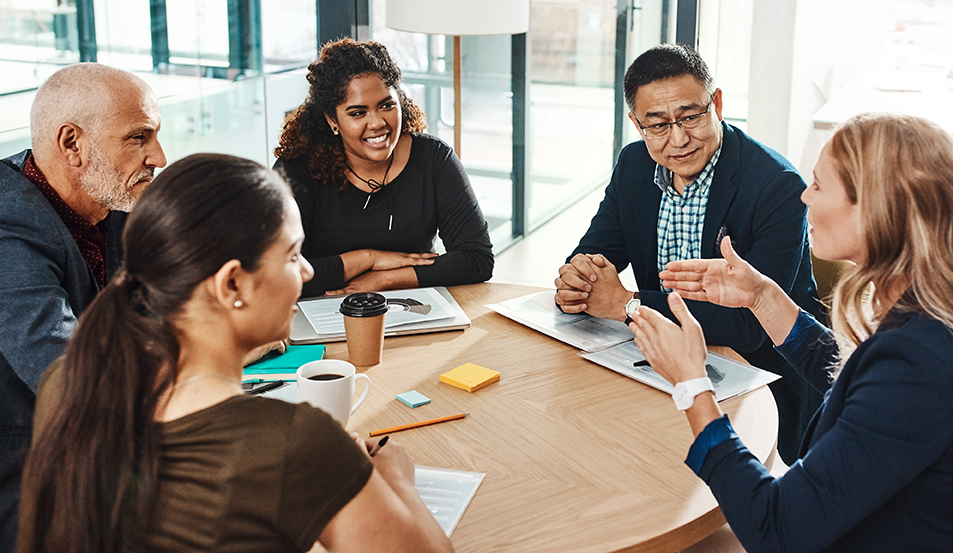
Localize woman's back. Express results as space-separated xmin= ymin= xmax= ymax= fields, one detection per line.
xmin=151 ymin=396 xmax=372 ymax=551
xmin=712 ymin=307 xmax=953 ymax=552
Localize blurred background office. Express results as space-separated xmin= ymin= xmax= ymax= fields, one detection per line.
xmin=2 ymin=0 xmax=952 ymax=258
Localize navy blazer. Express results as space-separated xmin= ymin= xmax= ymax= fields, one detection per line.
xmin=571 ymin=123 xmax=820 ymax=353
xmin=701 ymin=309 xmax=953 ymax=552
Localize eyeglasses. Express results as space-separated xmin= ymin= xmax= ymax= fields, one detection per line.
xmin=635 ymin=100 xmax=713 ymax=140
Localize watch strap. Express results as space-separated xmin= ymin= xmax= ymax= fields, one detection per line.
xmin=673 ymin=376 xmax=715 ymax=411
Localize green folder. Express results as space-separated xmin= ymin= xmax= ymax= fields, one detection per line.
xmin=243 ymin=345 xmax=326 ymax=375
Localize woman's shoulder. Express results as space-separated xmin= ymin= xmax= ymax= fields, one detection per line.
xmin=273 ymin=155 xmax=315 ymax=183
xmin=877 ymin=310 xmax=953 ymax=347
xmin=861 ymin=310 xmax=953 ymax=379
xmin=408 ymin=132 xmax=454 ymax=159
xmin=160 ymin=396 xmax=329 ymax=436
xmin=160 ymin=397 xmax=358 ymax=466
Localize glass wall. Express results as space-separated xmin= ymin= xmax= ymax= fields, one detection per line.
xmin=698 ymin=0 xmax=754 ymax=127
xmin=371 ymin=1 xmax=517 ymax=248
xmin=525 ymin=0 xmax=618 ymax=230
xmin=371 ymin=0 xmax=669 ymax=250
xmin=0 ymin=0 xmax=316 ymax=168
xmin=0 ymin=0 xmax=676 ymax=253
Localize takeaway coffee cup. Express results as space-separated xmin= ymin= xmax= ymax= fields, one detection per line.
xmin=340 ymin=292 xmax=388 ymax=366
xmin=296 ymin=359 xmax=370 ymax=428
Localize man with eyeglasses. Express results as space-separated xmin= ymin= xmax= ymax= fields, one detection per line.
xmin=555 ymin=44 xmax=822 ymax=464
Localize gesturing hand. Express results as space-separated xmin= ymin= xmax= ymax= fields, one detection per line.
xmin=658 ymin=237 xmax=767 ymax=310
xmin=628 ymin=292 xmax=708 ymax=386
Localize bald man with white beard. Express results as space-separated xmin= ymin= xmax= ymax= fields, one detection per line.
xmin=0 ymin=63 xmax=166 ymax=550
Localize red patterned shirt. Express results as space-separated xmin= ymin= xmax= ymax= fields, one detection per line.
xmin=23 ymin=154 xmax=111 ymax=288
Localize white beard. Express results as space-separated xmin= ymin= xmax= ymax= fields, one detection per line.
xmin=79 ymin=144 xmax=151 ymax=212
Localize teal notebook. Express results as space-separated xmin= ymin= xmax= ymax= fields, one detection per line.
xmin=243 ymin=345 xmax=326 ymax=375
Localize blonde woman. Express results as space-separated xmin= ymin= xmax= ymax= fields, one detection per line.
xmin=627 ymin=113 xmax=953 ymax=552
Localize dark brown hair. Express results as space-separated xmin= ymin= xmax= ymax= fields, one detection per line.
xmin=17 ymin=154 xmax=290 ymax=553
xmin=274 ymin=38 xmax=427 ymax=186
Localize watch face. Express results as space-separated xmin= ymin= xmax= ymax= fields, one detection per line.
xmin=625 ymin=295 xmax=641 ymax=317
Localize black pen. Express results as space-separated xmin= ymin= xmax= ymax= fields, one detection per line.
xmin=369 ymin=435 xmax=389 ymax=457
xmin=245 ymin=380 xmax=283 ymax=395
xmin=633 ymin=359 xmax=652 ymax=369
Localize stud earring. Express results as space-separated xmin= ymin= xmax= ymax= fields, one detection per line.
xmin=331 ymin=126 xmax=339 ymax=135
xmin=234 ymin=300 xmax=243 ymax=308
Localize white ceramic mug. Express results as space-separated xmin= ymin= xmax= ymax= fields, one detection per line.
xmin=296 ymin=359 xmax=370 ymax=428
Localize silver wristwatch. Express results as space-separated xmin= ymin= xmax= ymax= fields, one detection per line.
xmin=673 ymin=377 xmax=715 ymax=411
xmin=623 ymin=291 xmax=641 ymax=325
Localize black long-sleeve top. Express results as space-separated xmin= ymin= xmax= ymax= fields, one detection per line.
xmin=274 ymin=133 xmax=493 ymax=297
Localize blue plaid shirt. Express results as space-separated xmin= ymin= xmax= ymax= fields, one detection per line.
xmin=655 ymin=143 xmax=722 ymax=290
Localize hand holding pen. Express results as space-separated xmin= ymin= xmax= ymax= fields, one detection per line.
xmin=365 ymin=435 xmax=417 ymax=492
xmin=368 ymin=435 xmax=389 ymax=457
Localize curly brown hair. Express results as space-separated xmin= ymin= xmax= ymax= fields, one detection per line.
xmin=274 ymin=38 xmax=427 ymax=186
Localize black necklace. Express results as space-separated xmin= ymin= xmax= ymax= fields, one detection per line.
xmin=348 ymin=154 xmax=395 ymax=210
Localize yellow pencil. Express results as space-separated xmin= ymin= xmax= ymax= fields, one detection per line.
xmin=368 ymin=413 xmax=468 ymax=437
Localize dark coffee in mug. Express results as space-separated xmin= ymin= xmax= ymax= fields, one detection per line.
xmin=307 ymin=373 xmax=344 ymax=381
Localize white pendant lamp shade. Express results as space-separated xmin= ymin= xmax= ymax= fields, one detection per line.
xmin=385 ymin=0 xmax=530 ymax=36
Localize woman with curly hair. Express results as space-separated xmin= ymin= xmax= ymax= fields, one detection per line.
xmin=628 ymin=112 xmax=953 ymax=552
xmin=274 ymin=38 xmax=493 ymax=297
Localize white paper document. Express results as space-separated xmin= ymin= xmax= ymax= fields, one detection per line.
xmin=415 ymin=466 xmax=485 ymax=536
xmin=295 ymin=287 xmax=466 ymax=342
xmin=580 ymin=341 xmax=780 ymax=401
xmin=486 ymin=290 xmax=633 ymax=352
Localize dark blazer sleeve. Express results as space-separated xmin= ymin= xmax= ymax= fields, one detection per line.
xmin=698 ymin=321 xmax=953 ymax=552
xmin=0 ymin=186 xmax=80 ymax=392
xmin=412 ymin=141 xmax=494 ymax=287
xmin=569 ymin=159 xmax=640 ymax=272
xmin=273 ymin=157 xmax=347 ymax=297
xmin=643 ymin=165 xmax=811 ymax=352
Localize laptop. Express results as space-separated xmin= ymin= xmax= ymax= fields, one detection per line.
xmin=289 ymin=286 xmax=471 ymax=345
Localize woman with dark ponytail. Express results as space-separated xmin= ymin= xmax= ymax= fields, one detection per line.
xmin=17 ymin=154 xmax=453 ymax=553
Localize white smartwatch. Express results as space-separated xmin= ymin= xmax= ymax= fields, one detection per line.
xmin=672 ymin=377 xmax=715 ymax=411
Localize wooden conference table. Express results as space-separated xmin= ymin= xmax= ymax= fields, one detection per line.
xmin=323 ymin=283 xmax=778 ymax=552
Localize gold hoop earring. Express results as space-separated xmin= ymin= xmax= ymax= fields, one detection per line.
xmin=332 ymin=127 xmax=339 ymax=135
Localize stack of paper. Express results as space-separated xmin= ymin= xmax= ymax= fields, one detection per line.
xmin=487 ymin=290 xmax=779 ymax=401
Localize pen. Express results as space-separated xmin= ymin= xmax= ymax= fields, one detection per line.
xmin=633 ymin=359 xmax=651 ymax=369
xmin=369 ymin=413 xmax=468 ymax=437
xmin=242 ymin=378 xmax=296 ymax=384
xmin=368 ymin=435 xmax=389 ymax=457
xmin=244 ymin=380 xmax=283 ymax=395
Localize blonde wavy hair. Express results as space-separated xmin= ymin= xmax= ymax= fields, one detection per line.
xmin=828 ymin=112 xmax=953 ymax=348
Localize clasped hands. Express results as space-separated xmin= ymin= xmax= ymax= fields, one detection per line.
xmin=559 ymin=240 xmax=769 ymax=387
xmin=555 ymin=253 xmax=633 ymax=321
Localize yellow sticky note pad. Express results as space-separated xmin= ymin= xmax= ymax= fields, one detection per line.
xmin=440 ymin=363 xmax=500 ymax=393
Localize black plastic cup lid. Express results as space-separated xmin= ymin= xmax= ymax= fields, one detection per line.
xmin=340 ymin=292 xmax=388 ymax=317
